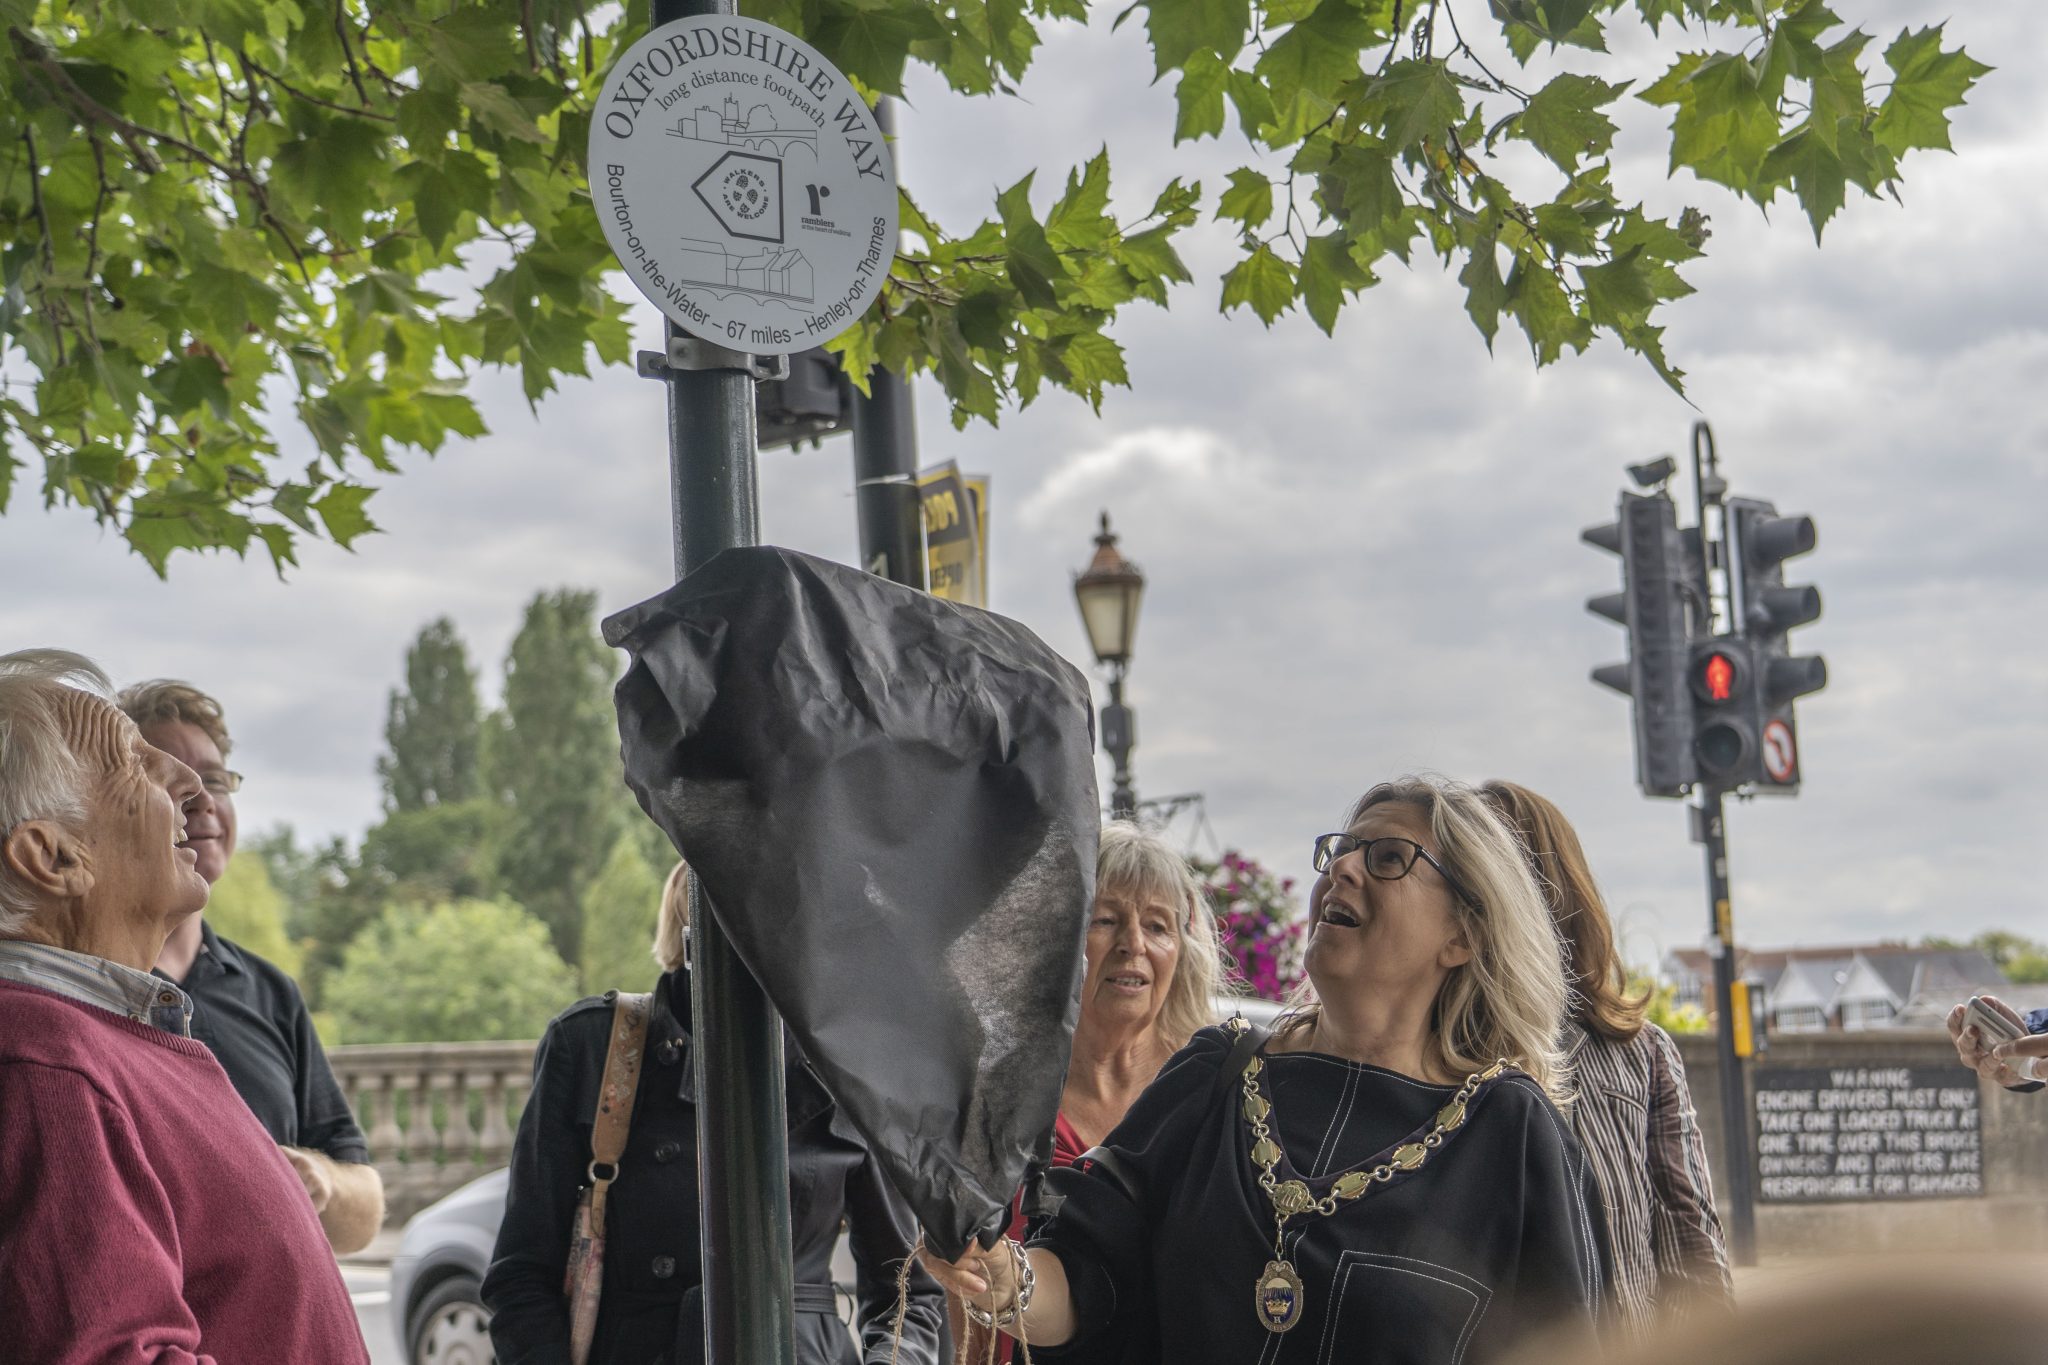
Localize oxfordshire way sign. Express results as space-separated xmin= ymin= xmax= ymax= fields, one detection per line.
xmin=590 ymin=16 xmax=899 ymax=353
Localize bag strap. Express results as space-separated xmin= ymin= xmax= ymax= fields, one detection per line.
xmin=587 ymin=990 xmax=654 ymax=1230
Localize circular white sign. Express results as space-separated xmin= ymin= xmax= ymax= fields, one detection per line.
xmin=588 ymin=16 xmax=897 ymax=353
xmin=1762 ymin=718 xmax=1797 ymax=783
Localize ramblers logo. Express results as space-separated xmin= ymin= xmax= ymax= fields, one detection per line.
xmin=720 ymin=166 xmax=770 ymax=221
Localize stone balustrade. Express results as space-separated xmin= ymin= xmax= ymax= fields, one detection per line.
xmin=328 ymin=1040 xmax=537 ymax=1225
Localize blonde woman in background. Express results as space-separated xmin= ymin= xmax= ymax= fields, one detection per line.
xmin=1482 ymin=781 xmax=1732 ymax=1333
xmin=966 ymin=822 xmax=1228 ymax=1363
xmin=927 ymin=775 xmax=1612 ymax=1365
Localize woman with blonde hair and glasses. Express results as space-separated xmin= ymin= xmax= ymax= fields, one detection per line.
xmin=926 ymin=775 xmax=1610 ymax=1365
xmin=1481 ymin=780 xmax=1731 ymax=1332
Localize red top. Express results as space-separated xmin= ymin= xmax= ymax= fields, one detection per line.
xmin=0 ymin=980 xmax=370 ymax=1365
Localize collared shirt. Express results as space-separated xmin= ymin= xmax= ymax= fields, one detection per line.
xmin=158 ymin=921 xmax=369 ymax=1162
xmin=0 ymin=939 xmax=193 ymax=1034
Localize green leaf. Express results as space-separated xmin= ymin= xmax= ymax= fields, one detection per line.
xmin=1318 ymin=139 xmax=1404 ymax=230
xmin=1119 ymin=227 xmax=1194 ymax=287
xmin=1057 ymin=332 xmax=1130 ymax=409
xmin=1142 ymin=0 xmax=1251 ymax=76
xmin=1220 ymin=244 xmax=1297 ymax=324
xmin=1299 ymin=232 xmax=1372 ymax=334
xmin=1175 ymin=51 xmax=1230 ymax=142
xmin=811 ymin=7 xmax=951 ymax=95
xmin=461 ymin=81 xmax=547 ymax=144
xmin=1759 ymin=126 xmax=1848 ymax=240
xmin=996 ymin=173 xmax=1063 ymax=309
xmin=1046 ymin=151 xmax=1117 ymax=251
xmin=1359 ymin=60 xmax=1464 ymax=155
xmin=1515 ymin=74 xmax=1628 ymax=173
xmin=313 ymin=482 xmax=379 ymax=547
xmin=1642 ymin=51 xmax=1781 ymax=197
xmin=1458 ymin=236 xmax=1508 ymax=345
xmin=1873 ymin=25 xmax=1992 ymax=156
xmin=1578 ymin=244 xmax=1658 ymax=328
xmin=1255 ymin=0 xmax=1376 ymax=127
xmin=1218 ymin=169 xmax=1276 ymax=228
xmin=1505 ymin=257 xmax=1593 ymax=364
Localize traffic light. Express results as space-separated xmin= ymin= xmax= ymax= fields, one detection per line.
xmin=757 ymin=348 xmax=852 ymax=450
xmin=1724 ymin=498 xmax=1825 ymax=791
xmin=1689 ymin=636 xmax=1758 ymax=783
xmin=1584 ymin=491 xmax=1698 ymax=797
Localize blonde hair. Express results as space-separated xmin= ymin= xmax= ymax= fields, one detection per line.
xmin=0 ymin=650 xmax=119 ymax=934
xmin=1095 ymin=821 xmax=1228 ymax=1052
xmin=1282 ymin=775 xmax=1571 ymax=1101
xmin=116 ymin=679 xmax=232 ymax=758
xmin=652 ymin=860 xmax=691 ymax=973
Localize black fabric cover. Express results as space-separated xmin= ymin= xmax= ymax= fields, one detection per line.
xmin=602 ymin=546 xmax=1099 ymax=1260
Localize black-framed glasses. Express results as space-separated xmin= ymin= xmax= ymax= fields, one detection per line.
xmin=1311 ymin=833 xmax=1478 ymax=910
xmin=199 ymin=770 xmax=243 ymax=798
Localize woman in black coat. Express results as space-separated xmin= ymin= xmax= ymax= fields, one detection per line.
xmin=483 ymin=864 xmax=945 ymax=1365
xmin=924 ymin=778 xmax=1613 ymax=1365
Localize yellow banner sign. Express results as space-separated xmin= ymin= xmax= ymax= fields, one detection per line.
xmin=917 ymin=462 xmax=990 ymax=607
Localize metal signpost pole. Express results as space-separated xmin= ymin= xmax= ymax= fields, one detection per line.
xmin=1697 ymin=787 xmax=1758 ymax=1265
xmin=848 ymin=100 xmax=925 ymax=590
xmin=650 ymin=4 xmax=798 ymax=1362
xmin=597 ymin=9 xmax=897 ymax=1355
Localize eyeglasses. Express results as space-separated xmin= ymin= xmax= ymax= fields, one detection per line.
xmin=199 ymin=770 xmax=244 ymax=798
xmin=1310 ymin=833 xmax=1478 ymax=910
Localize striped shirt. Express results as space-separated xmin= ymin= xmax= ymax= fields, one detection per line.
xmin=0 ymin=939 xmax=193 ymax=1034
xmin=1567 ymin=1020 xmax=1733 ymax=1332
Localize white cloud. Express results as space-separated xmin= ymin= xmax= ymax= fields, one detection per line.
xmin=3 ymin=0 xmax=2042 ymax=963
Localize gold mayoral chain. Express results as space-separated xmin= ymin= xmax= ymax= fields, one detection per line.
xmin=1240 ymin=1050 xmax=1508 ymax=1334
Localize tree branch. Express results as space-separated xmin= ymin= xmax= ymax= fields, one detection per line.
xmin=241 ymin=54 xmax=396 ymax=121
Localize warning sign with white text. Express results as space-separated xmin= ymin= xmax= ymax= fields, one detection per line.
xmin=1754 ymin=1066 xmax=1983 ymax=1203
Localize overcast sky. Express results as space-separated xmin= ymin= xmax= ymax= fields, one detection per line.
xmin=2 ymin=0 xmax=2040 ymax=967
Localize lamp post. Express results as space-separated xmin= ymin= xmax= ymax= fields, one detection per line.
xmin=1072 ymin=511 xmax=1146 ymax=820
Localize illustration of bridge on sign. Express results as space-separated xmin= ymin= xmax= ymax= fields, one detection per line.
xmin=668 ymin=96 xmax=820 ymax=156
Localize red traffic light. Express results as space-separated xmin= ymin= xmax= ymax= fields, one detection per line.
xmin=1700 ymin=650 xmax=1737 ymax=702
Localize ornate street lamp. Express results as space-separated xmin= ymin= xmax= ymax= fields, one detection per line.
xmin=1072 ymin=511 xmax=1146 ymax=819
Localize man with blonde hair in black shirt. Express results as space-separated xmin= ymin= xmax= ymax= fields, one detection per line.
xmin=120 ymin=677 xmax=384 ymax=1254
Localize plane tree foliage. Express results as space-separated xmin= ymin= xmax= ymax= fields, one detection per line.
xmin=0 ymin=0 xmax=1987 ymax=571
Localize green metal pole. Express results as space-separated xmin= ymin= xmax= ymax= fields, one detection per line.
xmin=652 ymin=3 xmax=797 ymax=1361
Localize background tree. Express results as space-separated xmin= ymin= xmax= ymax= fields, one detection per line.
xmin=378 ymin=617 xmax=483 ymax=812
xmin=0 ymin=0 xmax=1985 ymax=570
xmin=325 ymin=897 xmax=576 ymax=1044
xmin=577 ymin=832 xmax=665 ymax=996
xmin=486 ymin=588 xmax=629 ymax=963
xmin=204 ymin=853 xmax=302 ymax=976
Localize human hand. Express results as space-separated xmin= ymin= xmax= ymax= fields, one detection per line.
xmin=1947 ymin=998 xmax=2036 ymax=1087
xmin=917 ymin=1238 xmax=1017 ymax=1307
xmin=283 ymin=1145 xmax=336 ymax=1212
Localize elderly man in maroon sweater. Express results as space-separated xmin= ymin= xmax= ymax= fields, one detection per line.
xmin=0 ymin=649 xmax=368 ymax=1365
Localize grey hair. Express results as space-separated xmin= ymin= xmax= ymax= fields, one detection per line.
xmin=0 ymin=650 xmax=119 ymax=934
xmin=1095 ymin=821 xmax=1229 ymax=1052
xmin=1281 ymin=775 xmax=1572 ymax=1102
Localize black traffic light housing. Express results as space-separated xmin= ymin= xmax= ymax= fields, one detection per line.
xmin=1585 ymin=491 xmax=1699 ymax=797
xmin=1723 ymin=498 xmax=1826 ymax=791
xmin=1689 ymin=637 xmax=1758 ymax=783
xmin=757 ymin=348 xmax=853 ymax=450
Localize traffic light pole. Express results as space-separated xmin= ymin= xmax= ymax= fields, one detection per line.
xmin=653 ymin=4 xmax=798 ymax=1364
xmin=848 ymin=101 xmax=926 ymax=590
xmin=1695 ymin=785 xmax=1758 ymax=1266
